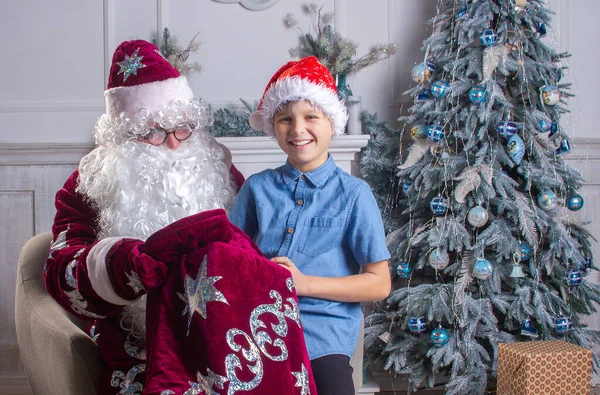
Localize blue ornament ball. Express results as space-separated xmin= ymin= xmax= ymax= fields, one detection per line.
xmin=540 ymin=85 xmax=561 ymax=106
xmin=455 ymin=2 xmax=469 ymax=19
xmin=566 ymin=269 xmax=583 ymax=287
xmin=507 ymin=134 xmax=526 ymax=165
xmin=537 ymin=189 xmax=558 ymax=211
xmin=517 ymin=242 xmax=531 ymax=262
xmin=430 ymin=195 xmax=448 ymax=216
xmin=425 ymin=59 xmax=437 ymax=72
xmin=566 ymin=194 xmax=584 ymax=211
xmin=430 ymin=327 xmax=449 ymax=347
xmin=429 ymin=248 xmax=450 ymax=270
xmin=537 ymin=119 xmax=552 ymax=133
xmin=554 ymin=315 xmax=572 ymax=334
xmin=427 ymin=124 xmax=445 ymax=143
xmin=548 ymin=122 xmax=560 ymax=138
xmin=467 ymin=205 xmax=489 ymax=227
xmin=431 ymin=80 xmax=450 ymax=98
xmin=469 ymin=85 xmax=487 ymax=104
xmin=536 ymin=22 xmax=547 ymax=38
xmin=410 ymin=124 xmax=428 ymax=139
xmin=396 ymin=261 xmax=412 ymax=279
xmin=555 ymin=139 xmax=571 ymax=155
xmin=402 ymin=180 xmax=413 ymax=196
xmin=583 ymin=256 xmax=593 ymax=275
xmin=408 ymin=316 xmax=427 ymax=333
xmin=411 ymin=63 xmax=431 ymax=84
xmin=417 ymin=88 xmax=432 ymax=101
xmin=497 ymin=120 xmax=518 ymax=139
xmin=473 ymin=258 xmax=493 ymax=280
xmin=479 ymin=29 xmax=499 ymax=47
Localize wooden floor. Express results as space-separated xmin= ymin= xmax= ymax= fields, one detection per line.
xmin=2 ymin=373 xmax=600 ymax=395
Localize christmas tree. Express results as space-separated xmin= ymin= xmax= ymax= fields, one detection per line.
xmin=363 ymin=0 xmax=600 ymax=393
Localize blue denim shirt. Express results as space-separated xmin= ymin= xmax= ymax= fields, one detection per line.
xmin=229 ymin=155 xmax=390 ymax=360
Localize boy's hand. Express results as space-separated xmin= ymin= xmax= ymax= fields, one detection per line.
xmin=271 ymin=256 xmax=308 ymax=296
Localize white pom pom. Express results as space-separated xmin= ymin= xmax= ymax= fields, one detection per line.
xmin=248 ymin=111 xmax=264 ymax=131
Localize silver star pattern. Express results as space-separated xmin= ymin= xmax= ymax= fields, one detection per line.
xmin=183 ymin=368 xmax=228 ymax=395
xmin=292 ymin=364 xmax=311 ymax=395
xmin=125 ymin=270 xmax=145 ymax=294
xmin=177 ymin=255 xmax=229 ymax=335
xmin=116 ymin=47 xmax=146 ymax=82
xmin=48 ymin=226 xmax=69 ymax=259
xmin=89 ymin=324 xmax=100 ymax=342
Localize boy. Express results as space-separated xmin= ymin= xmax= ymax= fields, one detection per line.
xmin=230 ymin=56 xmax=391 ymax=394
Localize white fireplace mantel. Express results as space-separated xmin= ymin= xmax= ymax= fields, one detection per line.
xmin=0 ymin=135 xmax=371 ymax=178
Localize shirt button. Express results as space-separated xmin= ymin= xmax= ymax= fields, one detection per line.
xmin=301 ymin=175 xmax=307 ymax=181
xmin=287 ymin=227 xmax=294 ymax=234
xmin=297 ymin=199 xmax=304 ymax=206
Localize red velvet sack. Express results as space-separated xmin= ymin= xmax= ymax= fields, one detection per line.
xmin=143 ymin=214 xmax=317 ymax=395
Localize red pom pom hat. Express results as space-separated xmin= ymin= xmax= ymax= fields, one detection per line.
xmin=104 ymin=40 xmax=194 ymax=119
xmin=249 ymin=56 xmax=348 ymax=136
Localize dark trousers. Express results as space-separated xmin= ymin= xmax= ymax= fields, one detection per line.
xmin=310 ymin=354 xmax=355 ymax=395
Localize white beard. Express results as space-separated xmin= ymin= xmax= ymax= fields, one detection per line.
xmin=77 ymin=131 xmax=238 ymax=344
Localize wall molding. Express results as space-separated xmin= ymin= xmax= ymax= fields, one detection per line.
xmin=0 ymin=100 xmax=104 ymax=114
xmin=103 ymin=0 xmax=115 ymax=85
xmin=0 ymin=135 xmax=371 ymax=166
xmin=211 ymin=0 xmax=281 ymax=11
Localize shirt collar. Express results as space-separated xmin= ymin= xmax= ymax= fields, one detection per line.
xmin=281 ymin=155 xmax=336 ymax=187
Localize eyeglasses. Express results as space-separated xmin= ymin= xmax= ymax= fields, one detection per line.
xmin=139 ymin=124 xmax=194 ymax=146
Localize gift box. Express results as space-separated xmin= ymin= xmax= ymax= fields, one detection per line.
xmin=497 ymin=340 xmax=592 ymax=395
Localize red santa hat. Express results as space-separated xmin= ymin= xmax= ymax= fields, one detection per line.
xmin=248 ymin=56 xmax=348 ymax=136
xmin=104 ymin=40 xmax=194 ymax=119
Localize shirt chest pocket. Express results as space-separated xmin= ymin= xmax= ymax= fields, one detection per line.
xmin=297 ymin=217 xmax=344 ymax=258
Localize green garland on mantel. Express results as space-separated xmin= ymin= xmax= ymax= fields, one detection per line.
xmin=208 ymin=104 xmax=402 ymax=225
xmin=207 ymin=99 xmax=265 ymax=137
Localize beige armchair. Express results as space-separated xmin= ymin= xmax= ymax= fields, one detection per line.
xmin=15 ymin=232 xmax=374 ymax=395
xmin=15 ymin=232 xmax=101 ymax=395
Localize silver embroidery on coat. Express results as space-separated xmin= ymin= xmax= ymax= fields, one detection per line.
xmin=183 ymin=368 xmax=228 ymax=395
xmin=90 ymin=323 xmax=100 ymax=342
xmin=65 ymin=259 xmax=78 ymax=288
xmin=160 ymin=391 xmax=175 ymax=395
xmin=177 ymin=255 xmax=228 ymax=335
xmin=249 ymin=290 xmax=301 ymax=361
xmin=293 ymin=364 xmax=311 ymax=395
xmin=225 ymin=329 xmax=263 ymax=393
xmin=111 ymin=364 xmax=146 ymax=395
xmin=124 ymin=339 xmax=147 ymax=361
xmin=125 ymin=270 xmax=145 ymax=294
xmin=65 ymin=289 xmax=105 ymax=319
xmin=48 ymin=226 xmax=69 ymax=259
xmin=286 ymin=277 xmax=295 ymax=292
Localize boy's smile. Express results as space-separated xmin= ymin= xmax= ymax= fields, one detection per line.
xmin=273 ymin=100 xmax=333 ymax=173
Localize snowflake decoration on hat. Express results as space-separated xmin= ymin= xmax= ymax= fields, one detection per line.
xmin=117 ymin=47 xmax=147 ymax=82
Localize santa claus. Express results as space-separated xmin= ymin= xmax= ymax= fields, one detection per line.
xmin=44 ymin=40 xmax=316 ymax=395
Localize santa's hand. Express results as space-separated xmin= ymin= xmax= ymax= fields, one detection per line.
xmin=271 ymin=256 xmax=308 ymax=296
xmin=100 ymin=238 xmax=169 ymax=301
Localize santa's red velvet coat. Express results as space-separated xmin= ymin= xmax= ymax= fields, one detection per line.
xmin=44 ymin=169 xmax=317 ymax=395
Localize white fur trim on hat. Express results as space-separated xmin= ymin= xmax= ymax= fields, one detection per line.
xmin=104 ymin=76 xmax=194 ymax=118
xmin=250 ymin=76 xmax=348 ymax=136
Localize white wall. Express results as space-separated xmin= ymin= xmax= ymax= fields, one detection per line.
xmin=1 ymin=0 xmax=599 ymax=384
